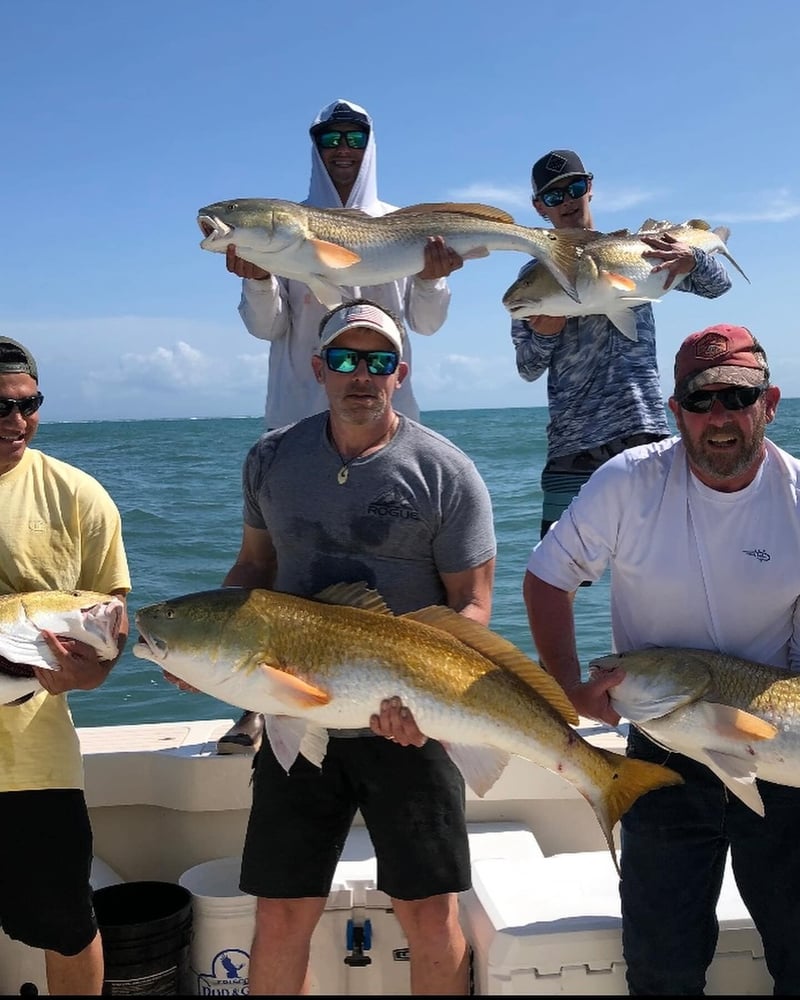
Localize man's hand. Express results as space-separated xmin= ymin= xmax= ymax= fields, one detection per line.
xmin=525 ymin=315 xmax=567 ymax=335
xmin=640 ymin=232 xmax=696 ymax=291
xmin=567 ymin=666 xmax=626 ymax=727
xmin=33 ymin=632 xmax=111 ymax=694
xmin=226 ymin=244 xmax=271 ymax=281
xmin=370 ymin=696 xmax=428 ymax=747
xmin=416 ymin=236 xmax=464 ymax=280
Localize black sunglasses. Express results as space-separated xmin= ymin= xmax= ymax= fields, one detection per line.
xmin=0 ymin=392 xmax=44 ymax=418
xmin=678 ymin=384 xmax=767 ymax=414
xmin=316 ymin=129 xmax=369 ymax=150
xmin=322 ymin=348 xmax=399 ymax=376
xmin=539 ymin=176 xmax=591 ymax=208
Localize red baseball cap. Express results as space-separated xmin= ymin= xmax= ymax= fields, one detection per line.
xmin=674 ymin=325 xmax=769 ymax=397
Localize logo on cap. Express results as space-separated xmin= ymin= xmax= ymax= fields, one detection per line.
xmin=544 ymin=153 xmax=568 ymax=176
xmin=694 ymin=332 xmax=730 ymax=361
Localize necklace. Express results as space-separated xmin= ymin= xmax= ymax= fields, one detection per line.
xmin=332 ymin=417 xmax=399 ymax=485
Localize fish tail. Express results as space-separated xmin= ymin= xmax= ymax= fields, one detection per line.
xmin=588 ymin=748 xmax=683 ymax=875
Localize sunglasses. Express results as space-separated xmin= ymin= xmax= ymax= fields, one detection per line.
xmin=316 ymin=129 xmax=369 ymax=150
xmin=323 ymin=348 xmax=399 ymax=376
xmin=0 ymin=392 xmax=44 ymax=418
xmin=678 ymin=384 xmax=767 ymax=414
xmin=539 ymin=176 xmax=591 ymax=208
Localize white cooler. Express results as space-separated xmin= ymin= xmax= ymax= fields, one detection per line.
xmin=460 ymin=847 xmax=772 ymax=995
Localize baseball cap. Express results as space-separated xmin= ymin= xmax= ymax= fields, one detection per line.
xmin=319 ymin=302 xmax=404 ymax=356
xmin=531 ymin=149 xmax=591 ymax=196
xmin=0 ymin=337 xmax=38 ymax=383
xmin=674 ymin=325 xmax=769 ymax=396
xmin=310 ymin=99 xmax=371 ymax=139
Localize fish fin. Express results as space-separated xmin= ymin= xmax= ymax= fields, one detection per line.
xmin=462 ymin=246 xmax=491 ymax=260
xmin=443 ymin=742 xmax=511 ymax=797
xmin=591 ymin=750 xmax=684 ymax=874
xmin=684 ymin=218 xmax=712 ymax=231
xmin=263 ymin=715 xmax=328 ymax=773
xmin=305 ymin=274 xmax=346 ymax=309
xmin=699 ymin=749 xmax=765 ymax=816
xmin=298 ymin=724 xmax=330 ymax=769
xmin=637 ymin=217 xmax=669 ymax=232
xmin=599 ymin=270 xmax=637 ymax=292
xmin=607 ymin=228 xmax=633 ymax=238
xmin=258 ymin=664 xmax=331 ymax=708
xmin=712 ymin=225 xmax=731 ymax=243
xmin=308 ymin=239 xmax=361 ymax=269
xmin=702 ymin=703 xmax=777 ymax=741
xmin=313 ymin=582 xmax=394 ymax=614
xmin=605 ymin=309 xmax=641 ymax=342
xmin=388 ymin=202 xmax=517 ymax=224
xmin=404 ymin=606 xmax=579 ymax=725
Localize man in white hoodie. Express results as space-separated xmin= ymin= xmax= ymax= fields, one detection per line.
xmin=219 ymin=100 xmax=462 ymax=755
xmin=226 ymin=97 xmax=462 ymax=428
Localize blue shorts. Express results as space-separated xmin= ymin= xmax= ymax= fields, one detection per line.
xmin=0 ymin=789 xmax=98 ymax=955
xmin=240 ymin=733 xmax=470 ymax=901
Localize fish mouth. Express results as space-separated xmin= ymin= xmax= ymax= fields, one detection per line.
xmin=132 ymin=630 xmax=168 ymax=662
xmin=197 ymin=214 xmax=232 ymax=242
xmin=505 ymin=300 xmax=540 ymax=319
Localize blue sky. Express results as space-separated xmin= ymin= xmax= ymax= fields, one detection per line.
xmin=3 ymin=1 xmax=799 ymax=422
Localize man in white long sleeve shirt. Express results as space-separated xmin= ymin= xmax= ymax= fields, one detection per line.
xmin=523 ymin=324 xmax=800 ymax=994
xmin=227 ymin=98 xmax=463 ymax=429
xmin=220 ymin=99 xmax=462 ymax=754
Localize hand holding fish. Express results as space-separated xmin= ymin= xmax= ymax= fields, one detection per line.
xmin=526 ymin=315 xmax=567 ymax=335
xmin=567 ymin=667 xmax=625 ymax=728
xmin=415 ymin=236 xmax=464 ymax=280
xmin=640 ymin=232 xmax=697 ymax=291
xmin=369 ymin=696 xmax=428 ymax=747
xmin=33 ymin=631 xmax=112 ymax=694
xmin=226 ymin=244 xmax=271 ymax=281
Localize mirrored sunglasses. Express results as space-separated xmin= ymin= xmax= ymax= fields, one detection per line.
xmin=316 ymin=129 xmax=369 ymax=150
xmin=323 ymin=348 xmax=399 ymax=376
xmin=678 ymin=384 xmax=767 ymax=414
xmin=539 ymin=176 xmax=591 ymax=208
xmin=0 ymin=392 xmax=44 ymax=418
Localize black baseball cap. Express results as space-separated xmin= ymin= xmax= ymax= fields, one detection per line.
xmin=0 ymin=337 xmax=38 ymax=383
xmin=532 ymin=149 xmax=591 ymax=196
xmin=310 ymin=100 xmax=370 ymax=139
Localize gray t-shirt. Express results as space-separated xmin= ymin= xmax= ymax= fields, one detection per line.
xmin=242 ymin=412 xmax=496 ymax=613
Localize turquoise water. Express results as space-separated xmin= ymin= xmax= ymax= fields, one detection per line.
xmin=33 ymin=401 xmax=800 ymax=727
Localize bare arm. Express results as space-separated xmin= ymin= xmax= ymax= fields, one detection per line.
xmin=524 ymin=570 xmax=622 ymax=725
xmin=222 ymin=523 xmax=278 ymax=589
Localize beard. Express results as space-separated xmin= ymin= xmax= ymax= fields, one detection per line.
xmin=676 ymin=405 xmax=767 ymax=482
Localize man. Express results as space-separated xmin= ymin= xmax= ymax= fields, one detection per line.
xmin=0 ymin=336 xmax=131 ymax=995
xmin=523 ymin=324 xmax=800 ymax=993
xmin=220 ymin=299 xmax=495 ymax=994
xmin=510 ymin=149 xmax=732 ymax=540
xmin=219 ymin=97 xmax=463 ymax=753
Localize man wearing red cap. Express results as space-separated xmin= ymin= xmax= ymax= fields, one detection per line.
xmin=522 ymin=324 xmax=800 ymax=993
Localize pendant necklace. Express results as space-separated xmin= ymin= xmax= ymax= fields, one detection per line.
xmin=332 ymin=418 xmax=398 ymax=485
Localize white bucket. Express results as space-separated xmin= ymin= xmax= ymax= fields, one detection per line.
xmin=178 ymin=856 xmax=256 ymax=996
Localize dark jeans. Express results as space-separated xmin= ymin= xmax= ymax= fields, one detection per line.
xmin=621 ymin=728 xmax=800 ymax=994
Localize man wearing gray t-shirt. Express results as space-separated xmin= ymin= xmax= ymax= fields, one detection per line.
xmin=223 ymin=298 xmax=496 ymax=996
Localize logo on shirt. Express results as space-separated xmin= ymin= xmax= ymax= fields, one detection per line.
xmin=367 ymin=488 xmax=419 ymax=520
xmin=743 ymin=548 xmax=771 ymax=563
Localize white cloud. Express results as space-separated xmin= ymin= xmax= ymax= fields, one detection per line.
xmin=714 ymin=192 xmax=800 ymax=223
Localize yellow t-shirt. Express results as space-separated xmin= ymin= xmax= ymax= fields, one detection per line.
xmin=0 ymin=448 xmax=131 ymax=791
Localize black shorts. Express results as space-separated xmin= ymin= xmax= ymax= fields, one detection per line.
xmin=240 ymin=734 xmax=470 ymax=902
xmin=0 ymin=789 xmax=98 ymax=954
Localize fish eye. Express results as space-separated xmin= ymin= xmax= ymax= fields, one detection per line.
xmin=225 ymin=202 xmax=238 ymax=212
xmin=166 ymin=609 xmax=175 ymax=619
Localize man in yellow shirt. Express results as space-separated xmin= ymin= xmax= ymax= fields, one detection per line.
xmin=0 ymin=336 xmax=131 ymax=995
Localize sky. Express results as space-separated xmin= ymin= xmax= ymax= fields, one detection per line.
xmin=3 ymin=0 xmax=799 ymax=422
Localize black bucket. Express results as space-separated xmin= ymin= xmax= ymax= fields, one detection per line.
xmin=93 ymin=881 xmax=193 ymax=996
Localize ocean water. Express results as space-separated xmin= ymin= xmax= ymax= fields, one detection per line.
xmin=33 ymin=400 xmax=800 ymax=728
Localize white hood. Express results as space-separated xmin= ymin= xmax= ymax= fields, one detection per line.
xmin=305 ymin=98 xmax=382 ymax=214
